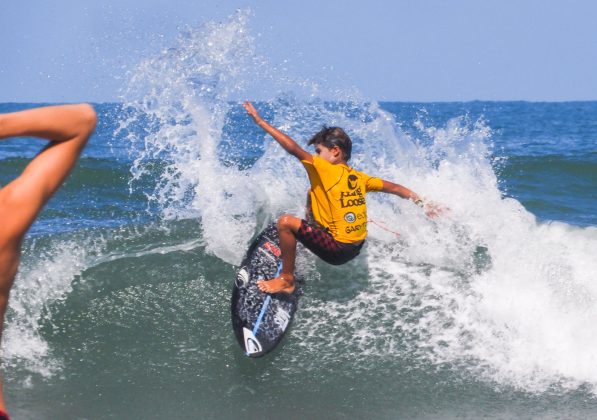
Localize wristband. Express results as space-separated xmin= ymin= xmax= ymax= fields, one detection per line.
xmin=414 ymin=198 xmax=424 ymax=207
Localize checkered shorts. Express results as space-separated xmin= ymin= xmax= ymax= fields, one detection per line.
xmin=296 ymin=220 xmax=363 ymax=265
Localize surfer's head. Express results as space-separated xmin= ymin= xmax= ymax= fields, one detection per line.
xmin=308 ymin=126 xmax=352 ymax=162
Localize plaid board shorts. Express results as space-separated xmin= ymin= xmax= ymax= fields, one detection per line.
xmin=295 ymin=220 xmax=363 ymax=266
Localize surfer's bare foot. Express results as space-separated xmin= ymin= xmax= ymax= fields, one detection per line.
xmin=257 ymin=275 xmax=295 ymax=294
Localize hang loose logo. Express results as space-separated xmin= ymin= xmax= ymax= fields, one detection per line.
xmin=347 ymin=174 xmax=358 ymax=190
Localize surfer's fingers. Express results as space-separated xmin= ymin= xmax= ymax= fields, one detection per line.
xmin=424 ymin=202 xmax=450 ymax=218
xmin=242 ymin=101 xmax=255 ymax=113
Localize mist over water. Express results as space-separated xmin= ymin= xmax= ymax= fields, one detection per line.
xmin=2 ymin=10 xmax=597 ymax=419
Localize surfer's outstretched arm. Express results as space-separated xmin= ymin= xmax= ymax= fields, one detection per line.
xmin=243 ymin=101 xmax=312 ymax=162
xmin=381 ymin=180 xmax=422 ymax=202
xmin=0 ymin=103 xmax=96 ymax=416
xmin=380 ymin=180 xmax=442 ymax=218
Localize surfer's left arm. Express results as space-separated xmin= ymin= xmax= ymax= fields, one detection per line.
xmin=380 ymin=180 xmax=442 ymax=218
xmin=243 ymin=101 xmax=312 ymax=162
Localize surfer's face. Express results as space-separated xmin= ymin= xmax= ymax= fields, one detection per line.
xmin=314 ymin=144 xmax=342 ymax=163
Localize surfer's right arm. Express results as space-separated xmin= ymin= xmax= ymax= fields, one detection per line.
xmin=243 ymin=101 xmax=312 ymax=162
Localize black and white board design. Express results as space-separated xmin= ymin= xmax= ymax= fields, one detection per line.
xmin=231 ymin=223 xmax=303 ymax=357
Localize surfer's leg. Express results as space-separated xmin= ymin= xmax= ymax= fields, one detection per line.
xmin=294 ymin=220 xmax=363 ymax=265
xmin=0 ymin=104 xmax=96 ymax=326
xmin=257 ymin=214 xmax=301 ymax=294
xmin=0 ymin=104 xmax=96 ymax=415
xmin=0 ymin=240 xmax=19 ymax=413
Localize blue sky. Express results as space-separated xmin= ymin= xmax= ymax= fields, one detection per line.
xmin=1 ymin=0 xmax=596 ymax=102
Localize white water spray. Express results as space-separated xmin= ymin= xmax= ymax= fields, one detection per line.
xmin=120 ymin=11 xmax=597 ymax=395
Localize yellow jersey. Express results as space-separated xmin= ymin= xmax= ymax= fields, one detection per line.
xmin=301 ymin=156 xmax=383 ymax=243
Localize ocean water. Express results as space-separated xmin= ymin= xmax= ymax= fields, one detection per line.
xmin=2 ymin=13 xmax=597 ymax=420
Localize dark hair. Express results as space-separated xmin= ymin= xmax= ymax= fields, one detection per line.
xmin=307 ymin=126 xmax=352 ymax=161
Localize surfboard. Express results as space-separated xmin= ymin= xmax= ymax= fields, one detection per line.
xmin=231 ymin=223 xmax=303 ymax=357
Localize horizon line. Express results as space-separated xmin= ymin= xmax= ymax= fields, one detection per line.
xmin=2 ymin=99 xmax=597 ymax=105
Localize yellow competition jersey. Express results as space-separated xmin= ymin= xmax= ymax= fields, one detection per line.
xmin=301 ymin=156 xmax=383 ymax=243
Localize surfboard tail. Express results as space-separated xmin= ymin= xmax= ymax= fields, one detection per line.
xmin=242 ymin=327 xmax=263 ymax=356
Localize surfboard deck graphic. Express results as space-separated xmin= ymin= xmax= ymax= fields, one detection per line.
xmin=231 ymin=223 xmax=303 ymax=357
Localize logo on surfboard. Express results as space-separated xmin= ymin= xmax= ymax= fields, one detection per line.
xmin=243 ymin=327 xmax=263 ymax=355
xmin=236 ymin=267 xmax=249 ymax=287
xmin=273 ymin=308 xmax=290 ymax=330
xmin=263 ymin=241 xmax=281 ymax=257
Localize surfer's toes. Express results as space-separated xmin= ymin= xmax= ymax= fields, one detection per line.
xmin=257 ymin=276 xmax=295 ymax=294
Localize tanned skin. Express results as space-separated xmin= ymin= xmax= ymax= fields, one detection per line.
xmin=243 ymin=101 xmax=441 ymax=295
xmin=0 ymin=104 xmax=97 ymax=416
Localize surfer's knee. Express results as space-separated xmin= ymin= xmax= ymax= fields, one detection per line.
xmin=277 ymin=214 xmax=292 ymax=228
xmin=75 ymin=104 xmax=97 ymax=136
xmin=277 ymin=214 xmax=301 ymax=232
xmin=71 ymin=103 xmax=97 ymax=147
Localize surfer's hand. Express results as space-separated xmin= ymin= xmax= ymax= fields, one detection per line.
xmin=423 ymin=202 xmax=448 ymax=219
xmin=243 ymin=101 xmax=262 ymax=124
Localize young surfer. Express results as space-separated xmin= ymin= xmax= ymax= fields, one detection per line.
xmin=243 ymin=101 xmax=440 ymax=295
xmin=0 ymin=104 xmax=97 ymax=419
